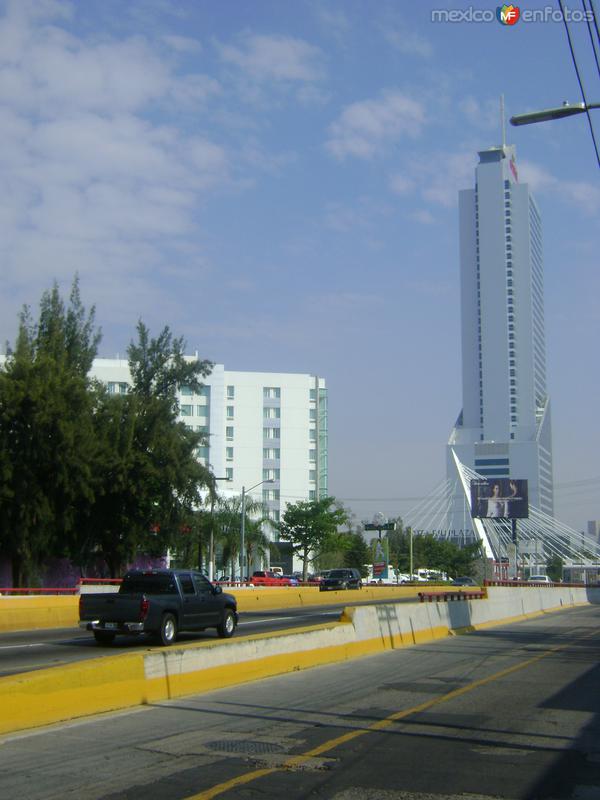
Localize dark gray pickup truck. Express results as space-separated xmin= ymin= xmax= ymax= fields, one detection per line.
xmin=79 ymin=569 xmax=238 ymax=646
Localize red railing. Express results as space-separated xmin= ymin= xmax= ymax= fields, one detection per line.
xmin=0 ymin=587 xmax=79 ymax=595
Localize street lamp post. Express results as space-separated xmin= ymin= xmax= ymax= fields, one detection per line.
xmin=510 ymin=101 xmax=600 ymax=127
xmin=240 ymin=479 xmax=274 ymax=581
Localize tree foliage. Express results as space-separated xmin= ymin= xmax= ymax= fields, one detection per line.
xmin=381 ymin=518 xmax=480 ymax=578
xmin=278 ymin=497 xmax=347 ymax=580
xmin=0 ymin=281 xmax=216 ymax=582
xmin=0 ymin=279 xmax=99 ymax=584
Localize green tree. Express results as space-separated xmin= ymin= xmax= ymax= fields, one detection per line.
xmin=212 ymin=494 xmax=266 ymax=579
xmin=278 ymin=497 xmax=347 ymax=581
xmin=85 ymin=322 xmax=215 ymax=576
xmin=343 ymin=531 xmax=370 ymax=577
xmin=546 ymin=554 xmax=564 ymax=583
xmin=0 ymin=280 xmax=100 ymax=585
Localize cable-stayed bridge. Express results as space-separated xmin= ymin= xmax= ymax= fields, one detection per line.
xmin=401 ymin=454 xmax=600 ymax=573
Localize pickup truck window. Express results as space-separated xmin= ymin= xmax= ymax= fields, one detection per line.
xmin=179 ymin=574 xmax=196 ymax=595
xmin=193 ymin=574 xmax=213 ymax=593
xmin=120 ymin=575 xmax=178 ymax=594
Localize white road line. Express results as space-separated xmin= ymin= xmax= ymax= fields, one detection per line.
xmin=238 ymin=612 xmax=339 ymax=626
xmin=0 ymin=643 xmax=47 ymax=651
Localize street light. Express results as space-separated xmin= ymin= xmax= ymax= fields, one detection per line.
xmin=510 ymin=101 xmax=600 ymax=126
xmin=240 ymin=479 xmax=275 ymax=581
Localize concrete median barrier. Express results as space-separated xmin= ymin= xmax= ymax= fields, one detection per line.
xmin=2 ymin=584 xmax=597 ymax=737
xmin=0 ymin=595 xmax=80 ymax=632
xmin=0 ymin=585 xmax=422 ymax=633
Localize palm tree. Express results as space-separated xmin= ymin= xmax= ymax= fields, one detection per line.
xmin=213 ymin=494 xmax=268 ymax=579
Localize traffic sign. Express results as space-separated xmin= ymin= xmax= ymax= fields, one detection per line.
xmin=364 ymin=522 xmax=396 ymax=531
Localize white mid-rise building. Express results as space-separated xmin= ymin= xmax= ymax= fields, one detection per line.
xmin=446 ymin=144 xmax=554 ymax=543
xmin=90 ymin=358 xmax=328 ymax=570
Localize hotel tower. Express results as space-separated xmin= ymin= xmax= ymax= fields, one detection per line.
xmin=446 ymin=144 xmax=554 ymax=542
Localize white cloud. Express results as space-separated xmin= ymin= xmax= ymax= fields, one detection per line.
xmin=410 ymin=209 xmax=436 ymax=225
xmin=389 ymin=174 xmax=414 ymax=195
xmin=326 ymin=90 xmax=425 ymax=159
xmin=0 ymin=0 xmax=233 ymax=345
xmin=217 ymin=33 xmax=323 ymax=83
xmin=520 ymin=160 xmax=600 ymax=216
xmin=416 ymin=151 xmax=475 ymax=208
xmin=382 ymin=26 xmax=433 ymax=58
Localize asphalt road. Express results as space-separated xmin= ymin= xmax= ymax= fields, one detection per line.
xmin=2 ymin=604 xmax=599 ymax=799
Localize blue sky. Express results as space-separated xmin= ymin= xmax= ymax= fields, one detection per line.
xmin=0 ymin=0 xmax=598 ymax=531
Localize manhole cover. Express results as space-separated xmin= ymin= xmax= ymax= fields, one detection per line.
xmin=205 ymin=740 xmax=285 ymax=755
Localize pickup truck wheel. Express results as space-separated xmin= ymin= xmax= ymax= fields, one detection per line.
xmin=93 ymin=630 xmax=116 ymax=645
xmin=157 ymin=613 xmax=177 ymax=646
xmin=217 ymin=608 xmax=236 ymax=639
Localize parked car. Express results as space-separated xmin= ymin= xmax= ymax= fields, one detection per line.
xmin=282 ymin=575 xmax=300 ymax=586
xmin=319 ymin=568 xmax=363 ymax=592
xmin=79 ymin=569 xmax=238 ymax=646
xmin=528 ymin=574 xmax=552 ymax=583
xmin=250 ymin=571 xmax=293 ymax=586
xmin=452 ymin=576 xmax=478 ymax=586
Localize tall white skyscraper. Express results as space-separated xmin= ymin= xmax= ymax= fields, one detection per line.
xmin=446 ymin=144 xmax=553 ymax=542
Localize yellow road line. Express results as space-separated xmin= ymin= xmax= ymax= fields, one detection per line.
xmin=187 ymin=629 xmax=597 ymax=800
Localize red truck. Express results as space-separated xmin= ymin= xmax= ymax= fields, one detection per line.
xmin=250 ymin=571 xmax=293 ymax=586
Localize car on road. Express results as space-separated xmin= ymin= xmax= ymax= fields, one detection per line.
xmin=452 ymin=576 xmax=479 ymax=586
xmin=250 ymin=571 xmax=294 ymax=586
xmin=527 ymin=574 xmax=552 ymax=583
xmin=319 ymin=568 xmax=363 ymax=592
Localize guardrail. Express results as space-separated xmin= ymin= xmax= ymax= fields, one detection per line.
xmin=0 ymin=587 xmax=79 ymax=595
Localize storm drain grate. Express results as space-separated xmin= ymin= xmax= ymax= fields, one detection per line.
xmin=205 ymin=740 xmax=285 ymax=756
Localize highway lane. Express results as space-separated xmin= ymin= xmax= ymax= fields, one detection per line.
xmin=0 ymin=600 xmax=398 ymax=677
xmin=1 ymin=604 xmax=599 ymax=799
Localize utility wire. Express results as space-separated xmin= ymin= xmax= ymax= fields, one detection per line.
xmin=558 ymin=0 xmax=600 ymax=167
xmin=582 ymin=0 xmax=600 ymax=79
xmin=588 ymin=0 xmax=600 ymax=52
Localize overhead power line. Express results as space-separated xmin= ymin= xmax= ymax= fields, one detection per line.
xmin=558 ymin=0 xmax=600 ymax=167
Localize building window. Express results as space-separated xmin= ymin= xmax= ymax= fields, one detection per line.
xmin=263 ymin=407 xmax=281 ymax=419
xmin=269 ymin=510 xmax=280 ymax=522
xmin=309 ymin=470 xmax=317 ymax=481
xmin=227 ymin=385 xmax=235 ymax=400
xmin=180 ymin=385 xmax=193 ymax=396
xmin=309 ymin=408 xmax=317 ymax=421
xmin=263 ymin=448 xmax=280 ymax=460
xmin=226 ymin=426 xmax=234 ymax=440
xmin=310 ymin=388 xmax=317 ymax=401
xmin=263 ymin=427 xmax=279 ymax=439
xmin=263 ymin=387 xmax=281 ymax=399
xmin=263 ymin=489 xmax=280 ymax=501
xmin=226 ymin=406 xmax=234 ymax=420
xmin=309 ymin=449 xmax=316 ymax=462
xmin=309 ymin=429 xmax=317 ymax=441
xmin=263 ymin=468 xmax=280 ymax=481
xmin=309 ymin=490 xmax=316 ymax=500
xmin=197 ymin=405 xmax=208 ymax=417
xmin=226 ymin=467 xmax=233 ymax=481
xmin=226 ymin=447 xmax=234 ymax=461
xmin=180 ymin=404 xmax=193 ymax=416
